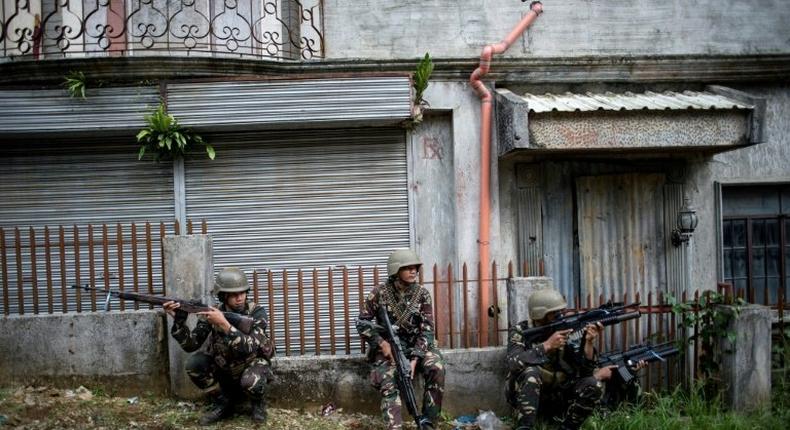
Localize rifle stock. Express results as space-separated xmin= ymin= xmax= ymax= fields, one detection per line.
xmin=378 ymin=305 xmax=433 ymax=430
xmin=70 ymin=285 xmax=254 ymax=335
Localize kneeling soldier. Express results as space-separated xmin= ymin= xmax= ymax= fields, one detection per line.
xmin=506 ymin=289 xmax=616 ymax=430
xmin=163 ymin=267 xmax=274 ymax=426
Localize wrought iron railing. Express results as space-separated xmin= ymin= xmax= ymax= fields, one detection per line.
xmin=0 ymin=0 xmax=324 ymax=61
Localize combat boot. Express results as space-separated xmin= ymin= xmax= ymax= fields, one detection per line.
xmin=251 ymin=397 xmax=267 ymax=423
xmin=199 ymin=395 xmax=234 ymax=426
xmin=416 ymin=416 xmax=434 ymax=429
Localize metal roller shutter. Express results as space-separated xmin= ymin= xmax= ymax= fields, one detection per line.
xmin=0 ymin=140 xmax=175 ymax=314
xmin=185 ymin=128 xmax=411 ymax=355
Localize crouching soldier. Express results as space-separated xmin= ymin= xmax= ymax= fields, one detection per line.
xmin=356 ymin=249 xmax=446 ymax=430
xmin=506 ymin=289 xmax=616 ymax=430
xmin=163 ymin=267 xmax=274 ymax=426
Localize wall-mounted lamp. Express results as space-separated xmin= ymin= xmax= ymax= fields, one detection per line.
xmin=671 ymin=199 xmax=699 ymax=247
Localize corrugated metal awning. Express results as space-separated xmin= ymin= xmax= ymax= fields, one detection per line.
xmin=496 ymin=85 xmax=765 ymax=158
xmin=518 ymin=90 xmax=751 ymax=113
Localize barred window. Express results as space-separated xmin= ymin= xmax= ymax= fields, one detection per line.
xmin=722 ymin=184 xmax=790 ymax=304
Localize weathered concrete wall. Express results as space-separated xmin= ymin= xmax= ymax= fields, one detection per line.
xmin=269 ymin=347 xmax=509 ymax=416
xmin=162 ymin=235 xmax=214 ymax=399
xmin=687 ymin=85 xmax=790 ymax=292
xmin=410 ymin=111 xmax=457 ymax=270
xmin=0 ymin=309 xmax=511 ymax=415
xmin=720 ymin=305 xmax=772 ymax=412
xmin=324 ymin=0 xmax=790 ymax=60
xmin=0 ymin=311 xmax=168 ymax=395
xmin=411 ymin=81 xmax=514 ymax=340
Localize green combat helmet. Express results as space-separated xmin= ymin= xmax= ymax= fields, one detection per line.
xmin=214 ymin=267 xmax=249 ymax=294
xmin=528 ymin=288 xmax=567 ymax=320
xmin=387 ymin=249 xmax=422 ymax=277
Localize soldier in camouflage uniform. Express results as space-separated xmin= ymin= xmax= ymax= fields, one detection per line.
xmin=163 ymin=267 xmax=274 ymax=426
xmin=505 ymin=288 xmax=617 ymax=430
xmin=356 ymin=249 xmax=445 ymax=430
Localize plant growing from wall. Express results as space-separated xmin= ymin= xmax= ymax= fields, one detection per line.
xmin=136 ymin=102 xmax=215 ymax=162
xmin=669 ymin=291 xmax=745 ymax=398
xmin=63 ymin=71 xmax=87 ymax=99
xmin=774 ymin=323 xmax=790 ymax=376
xmin=408 ymin=52 xmax=434 ymax=126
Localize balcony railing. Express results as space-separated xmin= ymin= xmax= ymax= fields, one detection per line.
xmin=0 ymin=0 xmax=324 ymax=61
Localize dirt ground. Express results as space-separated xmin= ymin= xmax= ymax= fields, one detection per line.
xmin=0 ymin=385 xmax=480 ymax=429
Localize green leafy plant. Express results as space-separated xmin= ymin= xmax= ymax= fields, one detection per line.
xmin=136 ymin=103 xmax=215 ymax=162
xmin=773 ymin=324 xmax=790 ymax=374
xmin=63 ymin=71 xmax=87 ymax=99
xmin=669 ymin=291 xmax=745 ymax=397
xmin=413 ymin=52 xmax=434 ymax=107
xmin=405 ymin=52 xmax=434 ymax=127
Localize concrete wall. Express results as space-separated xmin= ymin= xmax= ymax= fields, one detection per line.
xmin=162 ymin=235 xmax=214 ymax=398
xmin=0 ymin=309 xmax=510 ymax=416
xmin=410 ymin=81 xmax=516 ymax=336
xmin=0 ymin=310 xmax=169 ymax=396
xmin=413 ymin=80 xmax=517 ymax=271
xmin=687 ymin=85 xmax=790 ymax=291
xmin=269 ymin=347 xmax=509 ymax=416
xmin=324 ymin=0 xmax=790 ymax=60
xmin=720 ymin=305 xmax=773 ymax=412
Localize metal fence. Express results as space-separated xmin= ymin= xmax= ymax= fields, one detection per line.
xmin=0 ymin=0 xmax=324 ymax=61
xmin=2 ymin=222 xmax=787 ymax=390
xmin=250 ymin=261 xmax=520 ymax=357
xmin=0 ymin=219 xmax=204 ymax=315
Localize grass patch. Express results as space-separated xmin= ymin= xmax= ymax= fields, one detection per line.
xmin=585 ymin=380 xmax=790 ymax=430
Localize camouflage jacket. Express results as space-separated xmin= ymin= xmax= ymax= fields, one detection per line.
xmin=356 ymin=279 xmax=436 ymax=360
xmin=171 ymin=301 xmax=273 ymax=370
xmin=506 ymin=320 xmax=597 ymax=381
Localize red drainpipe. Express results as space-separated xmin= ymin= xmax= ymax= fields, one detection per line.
xmin=469 ymin=1 xmax=543 ymax=346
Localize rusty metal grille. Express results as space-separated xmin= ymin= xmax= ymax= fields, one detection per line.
xmin=0 ymin=220 xmax=204 ymax=315
xmin=0 ymin=0 xmax=324 ymax=61
xmin=4 ymin=236 xmax=782 ymax=390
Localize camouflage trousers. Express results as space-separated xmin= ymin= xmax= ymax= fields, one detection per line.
xmin=369 ymin=348 xmax=445 ymax=430
xmin=506 ymin=366 xmax=603 ymax=430
xmin=186 ymin=352 xmax=271 ymax=400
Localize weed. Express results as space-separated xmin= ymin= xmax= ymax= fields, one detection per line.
xmin=137 ymin=102 xmax=215 ymax=162
xmin=63 ymin=71 xmax=87 ymax=99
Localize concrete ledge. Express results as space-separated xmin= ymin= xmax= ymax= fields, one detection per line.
xmin=269 ymin=347 xmax=509 ymax=416
xmin=0 ymin=310 xmax=169 ymax=396
xmin=0 ymin=311 xmax=511 ymax=416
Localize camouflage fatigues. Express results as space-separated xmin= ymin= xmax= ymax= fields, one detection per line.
xmin=356 ymin=279 xmax=445 ymax=430
xmin=171 ymin=301 xmax=274 ymax=400
xmin=505 ymin=322 xmax=603 ymax=430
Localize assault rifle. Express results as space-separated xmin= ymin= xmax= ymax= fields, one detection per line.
xmin=378 ymin=305 xmax=434 ymax=430
xmin=521 ymin=301 xmax=641 ymax=345
xmin=598 ymin=341 xmax=679 ymax=384
xmin=70 ymin=284 xmax=255 ymax=335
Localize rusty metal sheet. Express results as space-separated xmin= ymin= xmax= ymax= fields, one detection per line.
xmin=517 ymin=90 xmax=751 ymax=113
xmin=576 ymin=174 xmax=667 ymax=301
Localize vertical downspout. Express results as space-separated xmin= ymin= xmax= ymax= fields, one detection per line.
xmin=469 ymin=2 xmax=543 ymax=346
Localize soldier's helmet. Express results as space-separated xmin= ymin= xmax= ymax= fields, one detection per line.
xmin=528 ymin=288 xmax=567 ymax=320
xmin=214 ymin=267 xmax=249 ymax=294
xmin=387 ymin=249 xmax=422 ymax=277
